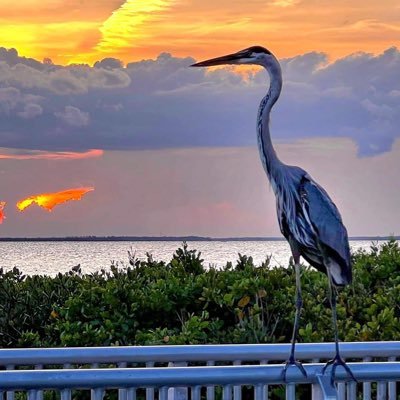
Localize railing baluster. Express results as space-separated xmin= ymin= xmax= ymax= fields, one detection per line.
xmin=118 ymin=362 xmax=128 ymax=400
xmin=146 ymin=362 xmax=155 ymax=400
xmin=146 ymin=386 xmax=155 ymax=399
xmin=377 ymin=382 xmax=387 ymax=400
xmin=61 ymin=389 xmax=72 ymax=400
xmin=91 ymin=388 xmax=104 ymax=400
xmin=206 ymin=361 xmax=215 ymax=400
xmin=260 ymin=359 xmax=268 ymax=400
xmin=337 ymin=383 xmax=345 ymax=400
xmin=126 ymin=388 xmax=136 ymax=400
xmin=285 ymin=384 xmax=295 ymax=400
xmin=311 ymin=383 xmax=322 ymax=400
xmin=311 ymin=358 xmax=321 ymax=400
xmin=362 ymin=356 xmax=372 ymax=400
xmin=90 ymin=362 xmax=102 ymax=400
xmin=168 ymin=361 xmax=188 ymax=400
xmin=223 ymin=385 xmax=232 ymax=400
xmin=233 ymin=360 xmax=241 ymax=400
xmin=6 ymin=365 xmax=15 ymax=400
xmin=346 ymin=381 xmax=356 ymax=400
xmin=388 ymin=356 xmax=396 ymax=400
xmin=27 ymin=390 xmax=37 ymax=400
xmin=388 ymin=382 xmax=396 ymax=400
xmin=61 ymin=364 xmax=72 ymax=400
xmin=191 ymin=386 xmax=201 ymax=400
xmin=159 ymin=387 xmax=169 ymax=400
xmin=34 ymin=364 xmax=43 ymax=400
xmin=254 ymin=384 xmax=264 ymax=400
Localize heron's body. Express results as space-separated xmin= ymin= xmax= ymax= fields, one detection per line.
xmin=255 ymin=55 xmax=351 ymax=287
xmin=192 ymin=45 xmax=355 ymax=384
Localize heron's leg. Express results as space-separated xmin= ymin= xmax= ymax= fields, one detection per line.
xmin=322 ymin=269 xmax=356 ymax=385
xmin=290 ymin=262 xmax=302 ymax=359
xmin=281 ymin=261 xmax=307 ymax=380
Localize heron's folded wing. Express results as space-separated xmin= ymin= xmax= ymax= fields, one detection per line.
xmin=300 ymin=175 xmax=351 ymax=269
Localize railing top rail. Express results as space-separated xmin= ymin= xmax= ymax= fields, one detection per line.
xmin=0 ymin=362 xmax=399 ymax=390
xmin=0 ymin=342 xmax=399 ymax=365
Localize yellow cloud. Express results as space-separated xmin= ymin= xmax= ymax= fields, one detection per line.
xmin=0 ymin=0 xmax=398 ymax=64
xmin=0 ymin=21 xmax=100 ymax=63
xmin=271 ymin=0 xmax=300 ymax=6
xmin=96 ymin=0 xmax=177 ymax=56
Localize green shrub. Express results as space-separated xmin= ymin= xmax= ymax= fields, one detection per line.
xmin=0 ymin=240 xmax=399 ymax=348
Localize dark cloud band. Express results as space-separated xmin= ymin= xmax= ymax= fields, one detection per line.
xmin=0 ymin=47 xmax=398 ymax=156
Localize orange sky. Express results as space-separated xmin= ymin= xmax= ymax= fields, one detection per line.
xmin=0 ymin=0 xmax=399 ymax=238
xmin=0 ymin=0 xmax=399 ymax=65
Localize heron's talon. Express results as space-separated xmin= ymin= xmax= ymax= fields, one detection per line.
xmin=281 ymin=359 xmax=307 ymax=381
xmin=322 ymin=354 xmax=357 ymax=386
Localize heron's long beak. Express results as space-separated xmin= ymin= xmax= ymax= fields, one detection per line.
xmin=190 ymin=52 xmax=243 ymax=67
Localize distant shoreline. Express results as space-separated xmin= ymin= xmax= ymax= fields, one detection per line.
xmin=0 ymin=236 xmax=397 ymax=242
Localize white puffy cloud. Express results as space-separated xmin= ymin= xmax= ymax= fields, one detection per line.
xmin=0 ymin=87 xmax=20 ymax=113
xmin=0 ymin=62 xmax=131 ymax=94
xmin=17 ymin=103 xmax=43 ymax=119
xmin=0 ymin=46 xmax=399 ymax=155
xmin=0 ymin=86 xmax=43 ymax=119
xmin=55 ymin=106 xmax=90 ymax=127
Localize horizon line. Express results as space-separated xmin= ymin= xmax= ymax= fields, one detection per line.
xmin=0 ymin=235 xmax=397 ymax=242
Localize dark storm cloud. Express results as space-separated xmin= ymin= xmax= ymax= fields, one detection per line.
xmin=0 ymin=47 xmax=44 ymax=70
xmin=0 ymin=46 xmax=399 ymax=155
xmin=94 ymin=58 xmax=124 ymax=69
xmin=278 ymin=47 xmax=400 ymax=155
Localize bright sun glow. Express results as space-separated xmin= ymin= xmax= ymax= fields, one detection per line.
xmin=95 ymin=0 xmax=176 ymax=56
xmin=0 ymin=202 xmax=6 ymax=224
xmin=17 ymin=187 xmax=94 ymax=212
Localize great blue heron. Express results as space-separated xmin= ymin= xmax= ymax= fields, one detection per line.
xmin=191 ymin=46 xmax=355 ymax=384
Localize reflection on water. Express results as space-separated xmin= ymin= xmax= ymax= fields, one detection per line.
xmin=0 ymin=240 xmax=384 ymax=276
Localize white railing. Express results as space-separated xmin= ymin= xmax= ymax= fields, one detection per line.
xmin=0 ymin=342 xmax=399 ymax=400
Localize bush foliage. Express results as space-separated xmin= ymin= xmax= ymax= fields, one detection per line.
xmin=0 ymin=240 xmax=399 ymax=348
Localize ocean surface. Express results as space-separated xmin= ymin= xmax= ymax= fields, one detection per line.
xmin=0 ymin=240 xmax=384 ymax=276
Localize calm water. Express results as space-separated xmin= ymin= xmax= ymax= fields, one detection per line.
xmin=0 ymin=240 xmax=383 ymax=276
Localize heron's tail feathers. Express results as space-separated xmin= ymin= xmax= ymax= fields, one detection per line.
xmin=328 ymin=259 xmax=352 ymax=287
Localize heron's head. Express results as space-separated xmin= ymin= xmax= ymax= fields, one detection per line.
xmin=190 ymin=46 xmax=276 ymax=68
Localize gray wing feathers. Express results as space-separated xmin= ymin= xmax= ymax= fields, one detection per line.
xmin=300 ymin=175 xmax=351 ymax=267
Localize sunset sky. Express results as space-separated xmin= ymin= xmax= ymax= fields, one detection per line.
xmin=0 ymin=0 xmax=399 ymax=237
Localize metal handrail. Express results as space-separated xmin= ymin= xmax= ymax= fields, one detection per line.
xmin=0 ymin=342 xmax=399 ymax=400
xmin=1 ymin=341 xmax=399 ymax=365
xmin=1 ymin=362 xmax=399 ymax=389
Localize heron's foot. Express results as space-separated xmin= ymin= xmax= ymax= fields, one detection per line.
xmin=322 ymin=354 xmax=357 ymax=386
xmin=281 ymin=356 xmax=307 ymax=382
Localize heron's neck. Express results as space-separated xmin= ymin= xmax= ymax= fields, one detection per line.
xmin=256 ymin=60 xmax=283 ymax=188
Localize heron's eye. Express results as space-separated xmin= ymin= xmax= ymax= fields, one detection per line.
xmin=250 ymin=53 xmax=261 ymax=59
